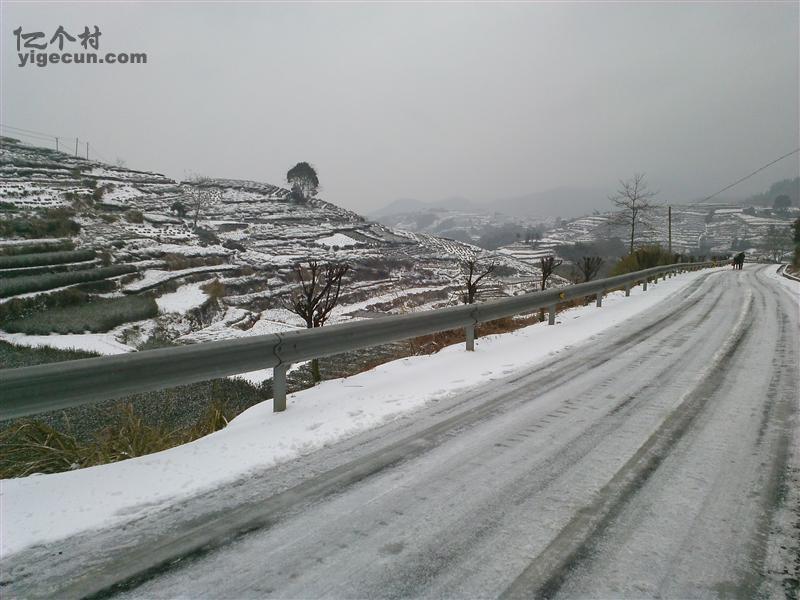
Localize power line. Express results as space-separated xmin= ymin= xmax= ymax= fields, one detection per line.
xmin=0 ymin=125 xmax=54 ymax=142
xmin=691 ymin=148 xmax=800 ymax=205
xmin=0 ymin=122 xmax=120 ymax=166
xmin=0 ymin=123 xmax=72 ymax=142
xmin=89 ymin=143 xmax=112 ymax=164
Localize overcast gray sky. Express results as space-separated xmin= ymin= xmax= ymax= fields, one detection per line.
xmin=2 ymin=1 xmax=798 ymax=213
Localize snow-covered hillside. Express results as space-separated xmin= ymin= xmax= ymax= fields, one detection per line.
xmin=0 ymin=138 xmax=545 ymax=354
xmin=379 ymin=200 xmax=797 ymax=263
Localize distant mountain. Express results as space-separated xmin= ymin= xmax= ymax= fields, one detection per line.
xmin=372 ymin=187 xmax=609 ymax=221
xmin=368 ymin=198 xmax=427 ymax=218
xmin=490 ymin=187 xmax=609 ymax=219
xmin=369 ymin=196 xmax=477 ymax=218
xmin=745 ymin=177 xmax=800 ymax=207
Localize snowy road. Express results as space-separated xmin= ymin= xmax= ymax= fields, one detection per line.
xmin=6 ymin=265 xmax=798 ymax=598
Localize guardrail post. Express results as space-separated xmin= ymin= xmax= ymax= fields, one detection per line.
xmin=643 ymin=278 xmax=648 ymax=291
xmin=625 ymin=283 xmax=631 ymax=297
xmin=596 ymin=291 xmax=603 ymax=307
xmin=273 ymin=363 xmax=289 ymax=412
xmin=465 ymin=324 xmax=475 ymax=351
xmin=548 ymin=304 xmax=556 ymax=325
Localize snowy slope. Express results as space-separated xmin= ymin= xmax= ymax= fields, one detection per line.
xmin=0 ymin=137 xmax=542 ymax=352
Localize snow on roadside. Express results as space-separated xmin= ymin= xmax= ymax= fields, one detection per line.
xmin=0 ymin=331 xmax=134 ymax=355
xmin=769 ymin=264 xmax=800 ymax=303
xmin=156 ymin=283 xmax=208 ymax=314
xmin=0 ymin=268 xmax=724 ymax=556
xmin=232 ymin=362 xmax=305 ymax=387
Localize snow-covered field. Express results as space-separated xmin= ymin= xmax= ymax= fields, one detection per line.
xmin=155 ymin=282 xmax=208 ymax=314
xmin=0 ymin=267 xmax=732 ymax=557
xmin=0 ymin=331 xmax=135 ymax=355
xmin=316 ymin=233 xmax=359 ymax=248
xmin=123 ymin=265 xmax=239 ymax=293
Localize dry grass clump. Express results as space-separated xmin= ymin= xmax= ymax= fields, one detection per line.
xmin=0 ymin=400 xmax=235 ymax=479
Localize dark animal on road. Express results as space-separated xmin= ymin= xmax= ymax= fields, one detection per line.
xmin=733 ymin=252 xmax=745 ymax=270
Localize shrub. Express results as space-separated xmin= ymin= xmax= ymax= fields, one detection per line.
xmin=45 ymin=207 xmax=77 ymax=220
xmin=222 ymin=239 xmax=246 ymax=251
xmin=0 ymin=239 xmax=74 ymax=257
xmin=2 ymin=295 xmax=158 ymax=334
xmin=170 ymin=201 xmax=187 ymax=217
xmin=125 ymin=210 xmax=144 ymax=224
xmin=0 ymin=339 xmax=97 ymax=369
xmin=163 ymin=253 xmax=190 ymax=270
xmin=202 ymin=278 xmax=226 ymax=300
xmin=610 ymin=246 xmax=675 ymax=276
xmin=0 ymin=264 xmax=136 ymax=298
xmin=75 ymin=278 xmax=117 ymax=293
xmin=0 ymin=249 xmax=95 ymax=269
xmin=196 ymin=227 xmax=221 ymax=246
xmin=218 ymin=223 xmax=247 ymax=232
xmin=162 ymin=254 xmax=225 ymax=271
xmin=0 ymin=216 xmax=80 ymax=239
xmin=0 ymin=287 xmax=86 ymax=323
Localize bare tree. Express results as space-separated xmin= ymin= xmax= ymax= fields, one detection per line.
xmin=184 ymin=176 xmax=222 ymax=229
xmin=539 ymin=255 xmax=563 ymax=291
xmin=577 ymin=256 xmax=603 ymax=282
xmin=460 ymin=258 xmax=495 ymax=304
xmin=283 ymin=261 xmax=350 ymax=382
xmin=610 ymin=173 xmax=658 ymax=254
xmin=762 ymin=225 xmax=793 ymax=262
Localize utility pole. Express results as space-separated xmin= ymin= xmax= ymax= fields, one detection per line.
xmin=668 ymin=205 xmax=672 ymax=255
xmin=55 ymin=137 xmax=59 ymax=152
xmin=75 ymin=137 xmax=79 ymax=156
xmin=86 ymin=142 xmax=89 ymax=159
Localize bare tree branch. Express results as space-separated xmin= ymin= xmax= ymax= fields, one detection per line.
xmin=539 ymin=255 xmax=563 ymax=291
xmin=183 ymin=176 xmax=222 ymax=229
xmin=283 ymin=261 xmax=351 ymax=329
xmin=609 ymin=173 xmax=659 ymax=254
xmin=282 ymin=261 xmax=351 ymax=383
xmin=577 ymin=256 xmax=603 ymax=282
xmin=460 ymin=258 xmax=496 ymax=304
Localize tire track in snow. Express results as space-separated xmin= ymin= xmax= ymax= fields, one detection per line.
xmin=500 ymin=288 xmax=754 ymax=599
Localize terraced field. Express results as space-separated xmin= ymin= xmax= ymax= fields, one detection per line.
xmin=0 ymin=137 xmax=550 ymax=395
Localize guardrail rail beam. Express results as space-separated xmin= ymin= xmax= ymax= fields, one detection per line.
xmin=0 ymin=261 xmax=714 ymax=420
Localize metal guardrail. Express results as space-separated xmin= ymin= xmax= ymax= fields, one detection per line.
xmin=0 ymin=262 xmax=714 ymax=420
xmin=778 ymin=263 xmax=800 ymax=282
